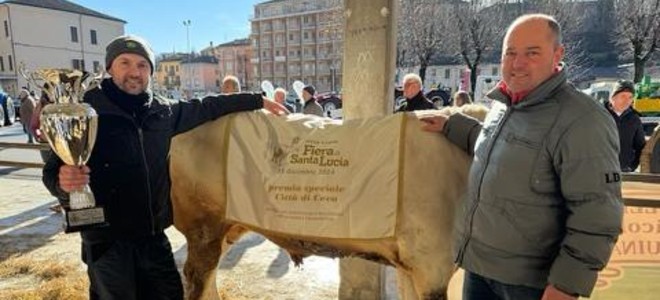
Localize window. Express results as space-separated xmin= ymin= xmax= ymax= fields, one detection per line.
xmin=0 ymin=56 xmax=4 ymax=71
xmin=93 ymin=61 xmax=100 ymax=72
xmin=445 ymin=69 xmax=450 ymax=79
xmin=3 ymin=21 xmax=8 ymax=37
xmin=304 ymin=32 xmax=308 ymax=39
xmin=8 ymin=55 xmax=12 ymax=71
xmin=289 ymin=33 xmax=294 ymax=41
xmin=90 ymin=30 xmax=97 ymax=45
xmin=70 ymin=26 xmax=78 ymax=42
xmin=72 ymin=59 xmax=85 ymax=70
xmin=492 ymin=67 xmax=498 ymax=75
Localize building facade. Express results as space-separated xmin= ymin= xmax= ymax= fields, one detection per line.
xmin=201 ymin=38 xmax=253 ymax=91
xmin=398 ymin=63 xmax=501 ymax=92
xmin=0 ymin=0 xmax=124 ymax=96
xmin=180 ymin=55 xmax=219 ymax=99
xmin=154 ymin=53 xmax=188 ymax=98
xmin=251 ymin=0 xmax=343 ymax=94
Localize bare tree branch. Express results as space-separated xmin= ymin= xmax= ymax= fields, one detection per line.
xmin=613 ymin=0 xmax=660 ymax=82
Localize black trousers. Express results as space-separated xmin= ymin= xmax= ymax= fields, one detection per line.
xmin=81 ymin=232 xmax=183 ymax=300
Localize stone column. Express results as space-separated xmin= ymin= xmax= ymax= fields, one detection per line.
xmin=338 ymin=0 xmax=398 ymax=299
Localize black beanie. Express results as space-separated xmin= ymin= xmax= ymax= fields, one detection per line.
xmin=303 ymin=85 xmax=316 ymax=95
xmin=612 ymin=80 xmax=635 ymax=97
xmin=105 ymin=35 xmax=155 ymax=74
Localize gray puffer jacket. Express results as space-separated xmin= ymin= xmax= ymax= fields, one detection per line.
xmin=444 ymin=69 xmax=623 ymax=297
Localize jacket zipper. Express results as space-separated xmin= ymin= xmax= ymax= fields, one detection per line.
xmin=136 ymin=124 xmax=156 ymax=236
xmin=457 ymin=106 xmax=512 ymax=262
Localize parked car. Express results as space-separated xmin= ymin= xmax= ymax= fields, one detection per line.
xmin=317 ymin=92 xmax=342 ymax=112
xmin=425 ymin=88 xmax=451 ymax=107
xmin=0 ymin=91 xmax=15 ymax=126
xmin=285 ymin=92 xmax=302 ymax=113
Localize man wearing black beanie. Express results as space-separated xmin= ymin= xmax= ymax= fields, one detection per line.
xmin=42 ymin=34 xmax=288 ymax=299
xmin=605 ymin=79 xmax=646 ymax=172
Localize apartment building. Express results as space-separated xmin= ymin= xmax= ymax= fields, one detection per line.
xmin=0 ymin=0 xmax=124 ymax=96
xmin=251 ymin=0 xmax=342 ymax=94
xmin=201 ymin=38 xmax=253 ymax=91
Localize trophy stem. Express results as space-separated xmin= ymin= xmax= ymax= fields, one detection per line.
xmin=69 ymin=185 xmax=96 ymax=209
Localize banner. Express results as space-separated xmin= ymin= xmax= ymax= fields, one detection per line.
xmin=225 ymin=112 xmax=405 ymax=239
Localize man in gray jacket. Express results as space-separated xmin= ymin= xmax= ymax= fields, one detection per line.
xmin=421 ymin=14 xmax=623 ymax=300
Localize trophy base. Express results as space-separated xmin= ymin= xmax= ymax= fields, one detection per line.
xmin=63 ymin=206 xmax=109 ymax=233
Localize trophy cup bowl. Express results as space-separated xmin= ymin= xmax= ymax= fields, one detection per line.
xmin=20 ymin=67 xmax=108 ymax=233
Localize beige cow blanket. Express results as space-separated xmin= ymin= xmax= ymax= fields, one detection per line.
xmin=225 ymin=112 xmax=405 ymax=239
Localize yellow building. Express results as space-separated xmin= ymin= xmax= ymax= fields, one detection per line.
xmin=154 ymin=54 xmax=186 ymax=98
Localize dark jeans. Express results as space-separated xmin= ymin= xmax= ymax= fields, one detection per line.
xmin=82 ymin=232 xmax=183 ymax=300
xmin=463 ymin=271 xmax=544 ymax=300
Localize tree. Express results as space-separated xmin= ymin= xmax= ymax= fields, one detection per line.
xmin=448 ymin=0 xmax=504 ymax=96
xmin=398 ymin=0 xmax=449 ymax=84
xmin=519 ymin=0 xmax=592 ymax=81
xmin=613 ymin=0 xmax=660 ymax=82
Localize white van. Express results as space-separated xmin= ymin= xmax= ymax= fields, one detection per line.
xmin=581 ymin=81 xmax=617 ymax=104
xmin=473 ymin=75 xmax=500 ymax=107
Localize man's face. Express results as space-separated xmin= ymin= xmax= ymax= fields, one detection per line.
xmin=274 ymin=91 xmax=286 ymax=104
xmin=108 ymin=53 xmax=151 ymax=95
xmin=610 ymin=91 xmax=634 ymax=113
xmin=221 ymin=82 xmax=237 ymax=93
xmin=303 ymin=90 xmax=312 ymax=101
xmin=501 ymin=19 xmax=564 ymax=93
xmin=403 ymin=79 xmax=421 ymax=99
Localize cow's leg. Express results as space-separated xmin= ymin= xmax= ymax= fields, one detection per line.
xmin=408 ymin=265 xmax=455 ymax=300
xmin=182 ymin=224 xmax=228 ymax=300
xmin=396 ymin=269 xmax=418 ymax=300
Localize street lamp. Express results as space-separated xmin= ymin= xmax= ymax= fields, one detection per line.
xmin=183 ymin=20 xmax=192 ymax=98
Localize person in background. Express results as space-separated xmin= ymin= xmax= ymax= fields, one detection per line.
xmin=41 ymin=34 xmax=287 ymax=300
xmin=221 ymin=75 xmax=241 ymax=93
xmin=395 ymin=73 xmax=434 ymax=112
xmin=18 ymin=87 xmax=36 ymax=143
xmin=453 ymin=90 xmax=473 ymax=107
xmin=31 ymin=84 xmax=54 ymax=161
xmin=274 ymin=87 xmax=295 ymax=113
xmin=605 ymin=79 xmax=646 ymax=172
xmin=420 ymin=14 xmax=622 ymax=300
xmin=302 ymin=84 xmax=323 ymax=116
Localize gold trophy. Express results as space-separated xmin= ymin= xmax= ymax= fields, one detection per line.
xmin=20 ymin=66 xmax=107 ymax=233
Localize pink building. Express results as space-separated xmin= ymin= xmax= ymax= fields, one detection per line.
xmin=180 ymin=56 xmax=220 ymax=99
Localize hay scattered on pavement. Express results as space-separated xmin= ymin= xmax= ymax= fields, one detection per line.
xmin=0 ymin=255 xmax=87 ymax=300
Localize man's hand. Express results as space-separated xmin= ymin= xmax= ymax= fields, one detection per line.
xmin=59 ymin=165 xmax=90 ymax=193
xmin=420 ymin=115 xmax=449 ymax=133
xmin=541 ymin=285 xmax=578 ymax=300
xmin=262 ymin=97 xmax=290 ymax=116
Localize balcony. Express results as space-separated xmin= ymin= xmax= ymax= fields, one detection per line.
xmin=250 ymin=58 xmax=260 ymax=63
xmin=274 ymin=56 xmax=286 ymax=62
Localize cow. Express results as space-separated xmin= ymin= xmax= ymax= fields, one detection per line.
xmin=170 ymin=105 xmax=488 ymax=300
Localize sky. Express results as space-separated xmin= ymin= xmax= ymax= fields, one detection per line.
xmin=73 ymin=0 xmax=263 ymax=55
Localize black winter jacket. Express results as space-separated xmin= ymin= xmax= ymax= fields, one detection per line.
xmin=605 ymin=103 xmax=646 ymax=172
xmin=395 ymin=91 xmax=435 ymax=112
xmin=43 ymin=79 xmax=263 ymax=242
